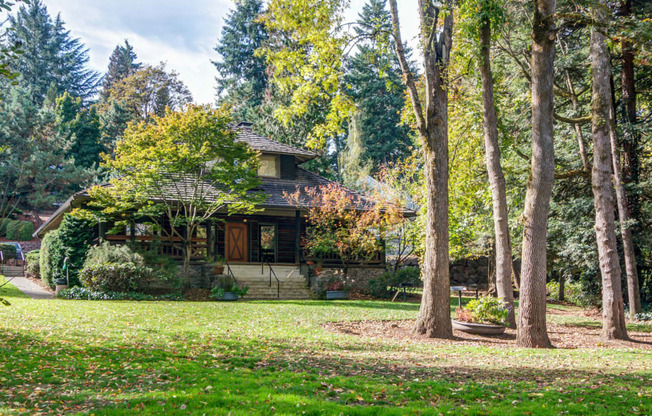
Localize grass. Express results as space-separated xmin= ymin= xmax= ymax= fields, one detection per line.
xmin=0 ymin=278 xmax=650 ymax=415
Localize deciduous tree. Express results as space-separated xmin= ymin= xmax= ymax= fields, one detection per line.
xmin=88 ymin=105 xmax=264 ymax=283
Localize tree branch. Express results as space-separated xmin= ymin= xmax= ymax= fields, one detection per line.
xmin=388 ymin=0 xmax=426 ymax=136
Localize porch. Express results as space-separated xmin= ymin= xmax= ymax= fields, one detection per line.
xmin=101 ymin=210 xmax=386 ymax=269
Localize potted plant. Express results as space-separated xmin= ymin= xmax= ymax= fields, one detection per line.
xmin=213 ymin=256 xmax=226 ymax=275
xmin=452 ymin=296 xmax=509 ymax=335
xmin=325 ymin=276 xmax=348 ymax=300
xmin=211 ymin=275 xmax=248 ymax=301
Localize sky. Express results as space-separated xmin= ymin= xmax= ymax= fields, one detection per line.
xmin=41 ymin=0 xmax=421 ymax=105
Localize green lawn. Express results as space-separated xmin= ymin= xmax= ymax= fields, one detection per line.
xmin=0 ymin=277 xmax=650 ymax=415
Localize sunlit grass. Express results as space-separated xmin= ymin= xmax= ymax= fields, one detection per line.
xmin=0 ymin=279 xmax=650 ymax=415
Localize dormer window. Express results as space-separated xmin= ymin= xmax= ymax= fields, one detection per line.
xmin=258 ymin=154 xmax=280 ymax=178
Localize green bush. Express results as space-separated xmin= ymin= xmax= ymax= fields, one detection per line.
xmin=5 ymin=220 xmax=21 ymax=240
xmin=4 ymin=220 xmax=33 ymax=241
xmin=57 ymin=286 xmax=183 ymax=301
xmin=79 ymin=263 xmax=154 ymax=292
xmin=546 ymin=280 xmax=600 ymax=308
xmin=40 ymin=230 xmax=65 ymax=288
xmin=18 ymin=221 xmax=34 ymax=241
xmin=460 ymin=297 xmax=509 ymax=325
xmin=25 ymin=250 xmax=40 ymax=279
xmin=0 ymin=243 xmax=17 ymax=259
xmin=83 ymin=242 xmax=144 ymax=269
xmin=369 ymin=267 xmax=421 ymax=299
xmin=39 ymin=214 xmax=96 ymax=288
xmin=0 ymin=218 xmax=12 ymax=236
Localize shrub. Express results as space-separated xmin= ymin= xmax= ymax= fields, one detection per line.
xmin=456 ymin=296 xmax=509 ymax=325
xmin=57 ymin=286 xmax=184 ymax=301
xmin=546 ymin=280 xmax=600 ymax=308
xmin=79 ymin=263 xmax=154 ymax=293
xmin=0 ymin=218 xmax=12 ymax=236
xmin=39 ymin=214 xmax=95 ymax=288
xmin=4 ymin=220 xmax=33 ymax=241
xmin=369 ymin=267 xmax=421 ymax=299
xmin=25 ymin=250 xmax=40 ymax=279
xmin=83 ymin=242 xmax=144 ymax=269
xmin=40 ymin=230 xmax=65 ymax=288
xmin=0 ymin=243 xmax=17 ymax=260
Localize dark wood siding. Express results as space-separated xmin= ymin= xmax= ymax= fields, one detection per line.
xmin=213 ymin=214 xmax=302 ymax=264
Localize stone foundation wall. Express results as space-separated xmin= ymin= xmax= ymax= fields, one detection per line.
xmin=390 ymin=256 xmax=493 ymax=289
xmin=316 ymin=267 xmax=386 ymax=293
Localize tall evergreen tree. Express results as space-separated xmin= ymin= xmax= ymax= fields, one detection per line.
xmin=6 ymin=0 xmax=100 ymax=104
xmin=213 ymin=0 xmax=268 ymax=121
xmin=343 ymin=0 xmax=412 ymax=172
xmin=101 ymin=40 xmax=141 ymax=101
xmin=56 ymin=92 xmax=104 ymax=169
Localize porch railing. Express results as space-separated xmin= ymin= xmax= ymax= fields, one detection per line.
xmin=262 ymin=254 xmax=280 ymax=298
xmin=105 ymin=234 xmax=208 ymax=261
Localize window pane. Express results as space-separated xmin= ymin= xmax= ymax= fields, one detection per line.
xmin=258 ymin=155 xmax=279 ymax=177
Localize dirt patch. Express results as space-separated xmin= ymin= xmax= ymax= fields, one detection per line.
xmin=324 ymin=319 xmax=652 ymax=350
xmin=183 ymin=288 xmax=211 ymax=301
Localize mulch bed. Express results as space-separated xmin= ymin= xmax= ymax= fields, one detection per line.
xmin=324 ymin=319 xmax=652 ymax=350
xmin=183 ymin=288 xmax=212 ymax=301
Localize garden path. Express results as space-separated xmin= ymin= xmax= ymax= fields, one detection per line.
xmin=7 ymin=275 xmax=53 ymax=299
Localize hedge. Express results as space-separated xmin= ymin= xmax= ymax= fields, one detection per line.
xmin=39 ymin=214 xmax=96 ymax=288
xmin=0 ymin=218 xmax=12 ymax=236
xmin=3 ymin=220 xmax=34 ymax=241
xmin=25 ymin=250 xmax=40 ymax=279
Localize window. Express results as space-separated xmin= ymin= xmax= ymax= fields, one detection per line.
xmin=258 ymin=154 xmax=279 ymax=178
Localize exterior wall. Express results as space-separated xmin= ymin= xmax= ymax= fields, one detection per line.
xmin=316 ymin=267 xmax=385 ymax=293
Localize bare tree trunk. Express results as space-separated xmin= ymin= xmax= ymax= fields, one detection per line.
xmin=590 ymin=9 xmax=628 ymax=340
xmin=619 ymin=0 xmax=641 ymax=225
xmin=609 ymin=111 xmax=641 ymax=317
xmin=516 ymin=0 xmax=556 ymax=348
xmin=558 ymin=273 xmax=565 ymax=302
xmin=565 ymin=71 xmax=590 ymax=172
xmin=618 ymin=0 xmax=642 ymax=317
xmin=478 ymin=14 xmax=516 ymax=328
xmin=388 ymin=0 xmax=453 ymax=338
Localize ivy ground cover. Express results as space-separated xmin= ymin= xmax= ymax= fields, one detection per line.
xmin=0 ymin=278 xmax=650 ymax=415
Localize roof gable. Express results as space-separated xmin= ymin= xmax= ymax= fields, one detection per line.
xmin=235 ymin=123 xmax=318 ymax=163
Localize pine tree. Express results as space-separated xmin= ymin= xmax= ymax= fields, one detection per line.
xmin=213 ymin=0 xmax=268 ymax=121
xmin=101 ymin=40 xmax=141 ymax=101
xmin=6 ymin=0 xmax=100 ymax=104
xmin=56 ymin=92 xmax=104 ymax=169
xmin=343 ymin=0 xmax=412 ymax=172
xmin=0 ymin=86 xmax=91 ymax=218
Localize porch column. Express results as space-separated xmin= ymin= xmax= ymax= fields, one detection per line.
xmin=295 ymin=210 xmax=301 ymax=264
xmin=206 ymin=222 xmax=213 ymax=261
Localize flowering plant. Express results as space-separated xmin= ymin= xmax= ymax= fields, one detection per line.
xmin=455 ymin=296 xmax=509 ymax=325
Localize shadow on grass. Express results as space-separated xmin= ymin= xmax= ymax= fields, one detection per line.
xmin=252 ymin=299 xmax=422 ymax=312
xmin=0 ymin=327 xmax=649 ymax=415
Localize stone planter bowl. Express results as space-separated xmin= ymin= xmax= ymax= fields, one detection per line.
xmin=326 ymin=290 xmax=349 ymax=300
xmin=216 ymin=292 xmax=239 ymax=301
xmin=452 ymin=319 xmax=506 ymax=336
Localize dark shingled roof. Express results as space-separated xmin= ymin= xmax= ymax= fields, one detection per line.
xmin=34 ymin=124 xmax=413 ymax=238
xmin=255 ymin=167 xmax=376 ymax=209
xmin=235 ymin=124 xmax=317 ymax=163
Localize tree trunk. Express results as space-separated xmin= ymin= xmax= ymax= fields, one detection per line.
xmin=516 ymin=0 xmax=556 ymax=348
xmin=414 ymin=127 xmax=453 ymax=338
xmin=609 ymin=109 xmax=641 ymax=317
xmin=590 ymin=12 xmax=629 ymax=340
xmin=558 ymin=273 xmax=565 ymax=302
xmin=478 ymin=13 xmax=516 ymax=328
xmin=388 ymin=0 xmax=453 ymax=339
xmin=619 ymin=0 xmax=641 ymax=223
xmin=618 ymin=0 xmax=641 ymax=317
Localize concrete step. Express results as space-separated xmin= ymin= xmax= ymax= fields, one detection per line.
xmin=1 ymin=266 xmax=24 ymax=277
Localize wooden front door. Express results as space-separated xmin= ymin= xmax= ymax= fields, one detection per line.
xmin=225 ymin=223 xmax=248 ymax=262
